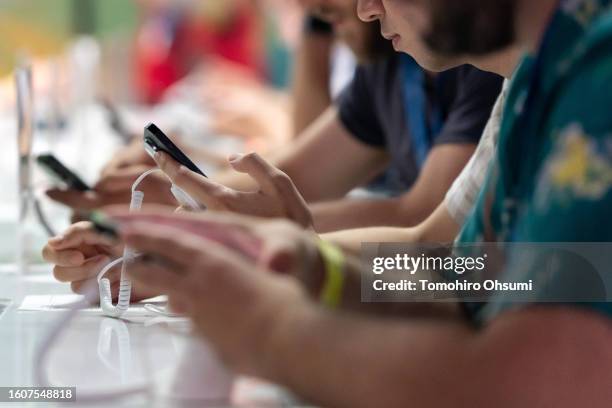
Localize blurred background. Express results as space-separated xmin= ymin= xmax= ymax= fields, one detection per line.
xmin=0 ymin=0 xmax=322 ymax=265
xmin=0 ymin=0 xmax=301 ymax=102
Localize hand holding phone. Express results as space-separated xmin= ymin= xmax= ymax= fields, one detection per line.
xmin=143 ymin=123 xmax=206 ymax=177
xmin=37 ymin=154 xmax=91 ymax=191
xmin=88 ymin=211 xmax=120 ymax=240
xmin=143 ymin=123 xmax=205 ymax=209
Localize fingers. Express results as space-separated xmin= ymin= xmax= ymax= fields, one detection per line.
xmin=228 ymin=153 xmax=312 ymax=226
xmin=122 ymin=221 xmax=253 ymax=274
xmin=70 ymin=277 xmax=118 ymax=299
xmin=108 ymin=207 xmax=241 ymax=230
xmin=100 ymin=157 xmax=129 ymax=178
xmin=46 ymin=189 xmax=129 ymax=210
xmin=71 ymin=278 xmax=98 ymax=296
xmin=228 ymin=152 xmax=286 ymax=195
xmin=106 ymin=204 xmax=258 ymax=225
xmin=123 ymin=222 xmax=258 ymax=294
xmin=111 ymin=211 xmax=263 ymax=260
xmin=46 ymin=189 xmax=102 ymax=210
xmin=53 ymin=254 xmax=111 ymax=283
xmin=43 ymin=223 xmax=118 ymax=285
xmin=127 ymin=258 xmax=184 ymax=295
xmin=175 ymin=206 xmax=191 ymax=213
xmin=283 ymin=189 xmax=313 ymax=228
xmin=153 ymin=151 xmax=230 ymax=208
xmin=151 ymin=151 xmax=186 ymax=181
xmin=47 ymin=222 xmax=116 ymax=251
xmin=43 ymin=246 xmax=84 ymax=267
xmin=121 ymin=223 xmax=205 ymax=268
xmin=95 ymin=165 xmax=153 ymax=193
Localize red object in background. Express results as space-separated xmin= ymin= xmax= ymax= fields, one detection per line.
xmin=134 ymin=5 xmax=262 ymax=104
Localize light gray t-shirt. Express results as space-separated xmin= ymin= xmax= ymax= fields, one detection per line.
xmin=444 ymin=80 xmax=509 ymax=224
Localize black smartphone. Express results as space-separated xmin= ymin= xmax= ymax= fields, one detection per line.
xmin=87 ymin=211 xmax=166 ymax=265
xmin=37 ymin=154 xmax=91 ymax=191
xmin=88 ymin=211 xmax=119 ymax=240
xmin=143 ymin=123 xmax=207 ymax=177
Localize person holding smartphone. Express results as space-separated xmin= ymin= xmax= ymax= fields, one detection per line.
xmin=48 ymin=0 xmax=503 ymax=236
xmin=42 ymin=0 xmax=612 ymax=406
xmin=43 ymin=0 xmax=516 ymax=297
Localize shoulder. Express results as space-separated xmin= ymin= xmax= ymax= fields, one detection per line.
xmin=456 ymin=65 xmax=504 ymax=89
xmin=551 ymin=9 xmax=612 ymax=130
xmin=550 ymin=51 xmax=612 ymax=133
xmin=446 ymin=65 xmax=504 ymax=106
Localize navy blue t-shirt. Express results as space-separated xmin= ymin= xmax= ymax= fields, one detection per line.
xmin=337 ymin=53 xmax=503 ymax=194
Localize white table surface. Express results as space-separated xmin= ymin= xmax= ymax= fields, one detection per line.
xmin=0 ymin=98 xmax=290 ymax=406
xmin=0 ymin=266 xmax=294 ymax=407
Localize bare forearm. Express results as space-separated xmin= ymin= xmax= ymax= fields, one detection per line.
xmin=260 ymin=305 xmax=474 ymax=408
xmin=309 ymin=144 xmax=474 ymax=233
xmin=255 ymin=306 xmax=607 ymax=408
xmin=312 ymin=197 xmax=434 ymax=233
xmin=323 ymin=227 xmax=419 ymax=255
xmin=322 ymin=202 xmax=461 ymax=255
xmin=309 ymin=143 xmax=476 ymax=232
xmin=291 ymin=34 xmax=333 ymax=135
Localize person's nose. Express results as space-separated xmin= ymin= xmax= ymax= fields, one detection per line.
xmin=356 ymin=0 xmax=384 ymax=22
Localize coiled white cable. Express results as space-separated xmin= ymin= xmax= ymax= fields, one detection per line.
xmin=35 ymin=158 xmax=203 ymax=401
xmin=96 ymin=169 xmax=154 ymax=318
xmin=97 ymin=168 xmax=200 ymax=318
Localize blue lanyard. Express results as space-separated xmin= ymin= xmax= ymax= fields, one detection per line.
xmin=401 ymin=54 xmax=444 ymax=168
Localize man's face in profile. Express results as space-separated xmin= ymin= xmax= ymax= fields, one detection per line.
xmin=364 ymin=0 xmax=516 ymax=59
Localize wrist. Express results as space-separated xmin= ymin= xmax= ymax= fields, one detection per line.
xmin=296 ymin=238 xmax=347 ymax=307
xmin=255 ymin=287 xmax=320 ymax=383
xmin=297 ymin=238 xmax=327 ymax=297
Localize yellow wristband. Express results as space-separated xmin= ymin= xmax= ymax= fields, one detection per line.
xmin=317 ymin=240 xmax=345 ymax=309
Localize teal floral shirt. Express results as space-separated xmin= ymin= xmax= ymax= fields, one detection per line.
xmin=458 ymin=0 xmax=612 ymax=323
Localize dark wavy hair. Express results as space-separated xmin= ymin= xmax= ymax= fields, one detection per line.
xmin=423 ymin=0 xmax=516 ymax=56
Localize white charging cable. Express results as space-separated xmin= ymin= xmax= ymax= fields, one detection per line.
xmin=170 ymin=184 xmax=201 ymax=210
xmin=35 ymin=156 xmax=203 ymax=402
xmin=96 ymin=169 xmax=152 ymax=318
xmin=97 ymin=168 xmax=201 ymax=318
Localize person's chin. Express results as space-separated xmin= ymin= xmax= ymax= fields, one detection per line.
xmin=423 ymin=61 xmax=454 ymax=72
xmin=405 ymin=50 xmax=456 ymax=72
xmin=391 ymin=35 xmax=401 ymax=50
